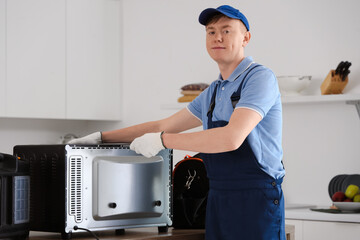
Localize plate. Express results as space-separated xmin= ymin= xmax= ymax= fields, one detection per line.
xmin=334 ymin=175 xmax=342 ymax=194
xmin=336 ymin=175 xmax=347 ymax=192
xmin=333 ymin=202 xmax=360 ymax=211
xmin=328 ymin=175 xmax=337 ymax=198
xmin=342 ymin=174 xmax=360 ymax=192
xmin=328 ymin=174 xmax=346 ymax=198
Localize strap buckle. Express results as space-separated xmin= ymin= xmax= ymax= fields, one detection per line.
xmin=185 ymin=169 xmax=197 ymax=189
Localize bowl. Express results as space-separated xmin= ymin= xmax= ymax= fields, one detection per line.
xmin=333 ymin=202 xmax=360 ymax=211
xmin=277 ymin=76 xmax=312 ymax=96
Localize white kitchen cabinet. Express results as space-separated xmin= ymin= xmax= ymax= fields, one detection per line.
xmin=0 ymin=0 xmax=5 ymax=116
xmin=2 ymin=0 xmax=121 ymax=120
xmin=66 ymin=0 xmax=121 ymax=120
xmin=285 ymin=219 xmax=303 ymax=240
xmin=6 ymin=0 xmax=66 ymax=119
xmin=286 ymin=219 xmax=360 ymax=240
xmin=304 ymin=221 xmax=360 ymax=240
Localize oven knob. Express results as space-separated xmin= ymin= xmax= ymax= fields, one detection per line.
xmin=154 ymin=200 xmax=162 ymax=206
xmin=108 ymin=202 xmax=117 ymax=208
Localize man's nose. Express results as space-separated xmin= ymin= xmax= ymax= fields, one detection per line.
xmin=215 ymin=32 xmax=223 ymax=42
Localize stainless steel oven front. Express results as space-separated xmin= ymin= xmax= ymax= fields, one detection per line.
xmin=14 ymin=144 xmax=172 ymax=239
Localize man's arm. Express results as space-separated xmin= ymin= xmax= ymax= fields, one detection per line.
xmin=162 ymin=108 xmax=262 ymax=153
xmin=102 ymin=108 xmax=202 ymax=143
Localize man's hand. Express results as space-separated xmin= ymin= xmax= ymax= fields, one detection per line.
xmin=130 ymin=132 xmax=165 ymax=158
xmin=68 ymin=132 xmax=102 ymax=144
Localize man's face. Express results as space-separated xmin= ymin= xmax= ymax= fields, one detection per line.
xmin=206 ymin=17 xmax=249 ymax=66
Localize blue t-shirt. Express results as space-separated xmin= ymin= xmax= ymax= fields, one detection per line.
xmin=187 ymin=56 xmax=285 ymax=179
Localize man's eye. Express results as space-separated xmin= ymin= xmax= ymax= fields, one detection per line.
xmin=224 ymin=30 xmax=230 ymax=34
xmin=208 ymin=31 xmax=215 ymax=35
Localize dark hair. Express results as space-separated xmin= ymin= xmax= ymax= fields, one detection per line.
xmin=205 ymin=12 xmax=231 ymax=26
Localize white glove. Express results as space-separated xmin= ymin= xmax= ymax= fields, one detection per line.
xmin=130 ymin=132 xmax=166 ymax=158
xmin=68 ymin=132 xmax=102 ymax=144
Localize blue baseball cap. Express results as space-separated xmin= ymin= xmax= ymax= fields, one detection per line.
xmin=199 ymin=5 xmax=250 ymax=31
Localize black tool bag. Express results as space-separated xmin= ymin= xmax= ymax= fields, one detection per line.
xmin=172 ymin=154 xmax=209 ymax=229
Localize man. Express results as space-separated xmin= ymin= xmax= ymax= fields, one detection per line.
xmin=71 ymin=5 xmax=285 ymax=239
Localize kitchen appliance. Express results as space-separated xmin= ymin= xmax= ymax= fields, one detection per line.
xmin=0 ymin=153 xmax=30 ymax=239
xmin=13 ymin=144 xmax=172 ymax=239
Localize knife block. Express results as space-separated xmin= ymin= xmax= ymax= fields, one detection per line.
xmin=320 ymin=70 xmax=348 ymax=95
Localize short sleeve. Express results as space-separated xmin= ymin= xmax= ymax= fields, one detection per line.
xmin=187 ymin=88 xmax=206 ymax=121
xmin=187 ymin=82 xmax=216 ymax=123
xmin=236 ymin=68 xmax=280 ymax=118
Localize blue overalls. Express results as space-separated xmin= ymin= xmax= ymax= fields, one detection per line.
xmin=201 ymin=65 xmax=285 ymax=240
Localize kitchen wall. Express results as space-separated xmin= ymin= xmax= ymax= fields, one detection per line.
xmin=1 ymin=0 xmax=359 ymax=206
xmin=0 ymin=118 xmax=120 ymax=153
xmin=122 ymin=0 xmax=360 ymax=127
xmin=120 ymin=0 xmax=360 ymax=206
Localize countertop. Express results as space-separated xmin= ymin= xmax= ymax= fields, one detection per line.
xmin=29 ymin=228 xmax=205 ymax=240
xmin=29 ymin=226 xmax=295 ymax=240
xmin=285 ymin=205 xmax=360 ymax=223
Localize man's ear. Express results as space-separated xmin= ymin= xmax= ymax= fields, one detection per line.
xmin=242 ymin=31 xmax=251 ymax=47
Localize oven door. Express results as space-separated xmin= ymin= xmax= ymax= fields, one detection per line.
xmin=93 ymin=155 xmax=165 ymax=219
xmin=65 ymin=144 xmax=172 ymax=233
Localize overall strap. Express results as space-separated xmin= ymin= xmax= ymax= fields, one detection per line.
xmin=206 ymin=64 xmax=262 ymax=122
xmin=206 ymin=83 xmax=220 ymax=120
xmin=230 ymin=64 xmax=262 ymax=108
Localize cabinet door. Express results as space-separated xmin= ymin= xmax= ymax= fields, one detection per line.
xmin=285 ymin=219 xmax=303 ymax=240
xmin=66 ymin=0 xmax=121 ymax=120
xmin=303 ymin=221 xmax=360 ymax=240
xmin=6 ymin=0 xmax=66 ymax=119
xmin=0 ymin=0 xmax=5 ymax=116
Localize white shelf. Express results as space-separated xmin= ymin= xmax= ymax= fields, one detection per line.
xmin=282 ymin=94 xmax=360 ymax=119
xmin=282 ymin=94 xmax=360 ymax=104
xmin=161 ymin=103 xmax=188 ymax=110
xmin=161 ymin=94 xmax=360 ymax=119
xmin=162 ymin=94 xmax=360 ymax=108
